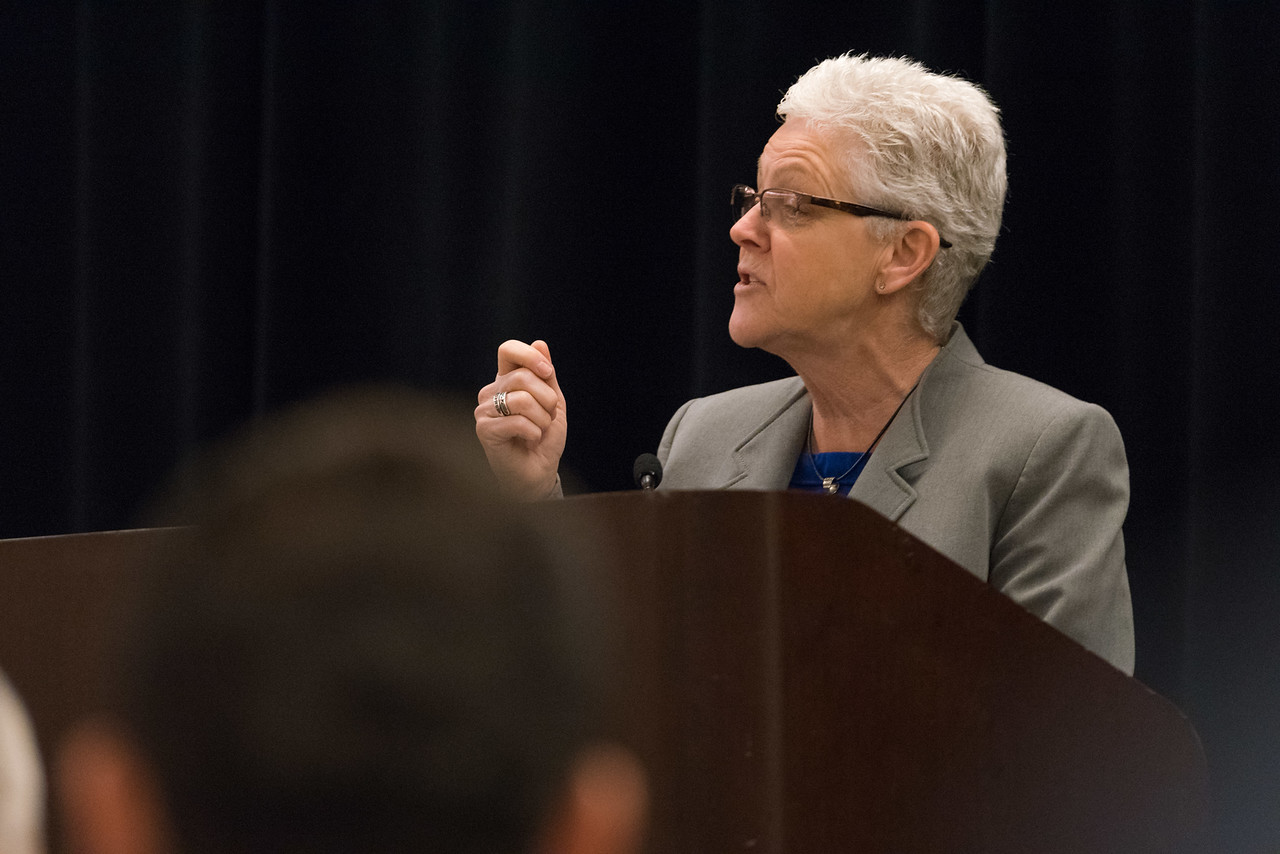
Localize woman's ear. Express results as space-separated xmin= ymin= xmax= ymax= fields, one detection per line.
xmin=877 ymin=221 xmax=944 ymax=295
xmin=536 ymin=743 xmax=648 ymax=854
xmin=57 ymin=720 xmax=173 ymax=854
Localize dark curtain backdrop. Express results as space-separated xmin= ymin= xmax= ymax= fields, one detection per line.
xmin=4 ymin=1 xmax=1278 ymax=850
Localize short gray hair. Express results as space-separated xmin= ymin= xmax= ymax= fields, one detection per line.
xmin=777 ymin=54 xmax=1007 ymax=341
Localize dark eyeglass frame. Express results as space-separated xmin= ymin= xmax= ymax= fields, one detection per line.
xmin=731 ymin=184 xmax=952 ymax=249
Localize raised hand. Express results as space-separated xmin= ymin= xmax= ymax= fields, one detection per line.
xmin=474 ymin=339 xmax=567 ymax=499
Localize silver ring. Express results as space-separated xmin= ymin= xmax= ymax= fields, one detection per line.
xmin=493 ymin=390 xmax=511 ymax=417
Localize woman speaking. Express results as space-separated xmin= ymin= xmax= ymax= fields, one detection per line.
xmin=475 ymin=54 xmax=1134 ymax=674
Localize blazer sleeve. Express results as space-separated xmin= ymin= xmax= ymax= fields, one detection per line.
xmin=988 ymin=402 xmax=1135 ymax=673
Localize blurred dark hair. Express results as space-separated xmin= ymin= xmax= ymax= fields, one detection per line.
xmin=108 ymin=386 xmax=610 ymax=854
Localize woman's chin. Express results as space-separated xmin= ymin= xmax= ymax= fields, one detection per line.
xmin=728 ymin=315 xmax=767 ymax=350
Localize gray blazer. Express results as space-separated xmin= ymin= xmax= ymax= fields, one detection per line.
xmin=657 ymin=324 xmax=1135 ymax=673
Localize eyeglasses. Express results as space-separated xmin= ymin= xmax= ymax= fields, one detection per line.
xmin=730 ymin=184 xmax=952 ymax=249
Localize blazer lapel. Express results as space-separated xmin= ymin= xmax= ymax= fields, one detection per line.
xmin=846 ymin=322 xmax=978 ymax=520
xmin=727 ymin=381 xmax=811 ymax=489
xmin=847 ymin=391 xmax=929 ymax=521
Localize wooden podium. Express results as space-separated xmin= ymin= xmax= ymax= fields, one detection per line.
xmin=0 ymin=491 xmax=1208 ymax=852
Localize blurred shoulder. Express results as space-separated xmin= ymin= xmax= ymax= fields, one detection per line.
xmin=0 ymin=670 xmax=44 ymax=854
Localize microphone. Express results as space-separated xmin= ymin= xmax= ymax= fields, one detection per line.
xmin=632 ymin=453 xmax=663 ymax=490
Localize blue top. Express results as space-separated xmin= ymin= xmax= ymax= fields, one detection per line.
xmin=788 ymin=450 xmax=870 ymax=497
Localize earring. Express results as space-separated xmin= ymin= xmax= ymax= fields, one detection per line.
xmin=877 ymin=281 xmax=886 ymax=291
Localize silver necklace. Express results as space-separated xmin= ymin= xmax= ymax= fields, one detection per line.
xmin=806 ymin=385 xmax=917 ymax=495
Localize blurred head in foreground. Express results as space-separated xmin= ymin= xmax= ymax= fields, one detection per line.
xmin=57 ymin=387 xmax=645 ymax=854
